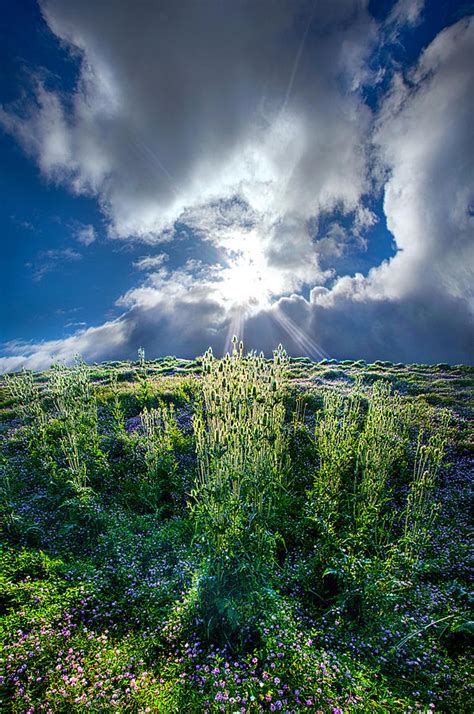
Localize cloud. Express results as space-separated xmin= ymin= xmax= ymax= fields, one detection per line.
xmin=0 ymin=317 xmax=130 ymax=372
xmin=0 ymin=4 xmax=472 ymax=369
xmin=374 ymin=17 xmax=474 ymax=303
xmin=133 ymin=254 xmax=168 ymax=272
xmin=27 ymin=247 xmax=82 ymax=282
xmin=263 ymin=287 xmax=472 ymax=364
xmin=308 ymin=17 xmax=474 ymax=361
xmin=75 ymin=224 xmax=96 ymax=246
xmin=387 ymin=0 xmax=425 ymax=29
xmin=10 ymin=216 xmax=35 ymax=231
xmin=1 ymin=1 xmax=376 ymax=283
xmin=0 ymin=272 xmax=227 ymax=372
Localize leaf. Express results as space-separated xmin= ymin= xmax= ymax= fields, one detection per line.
xmin=452 ymin=620 xmax=474 ymax=635
xmin=322 ymin=567 xmax=340 ymax=578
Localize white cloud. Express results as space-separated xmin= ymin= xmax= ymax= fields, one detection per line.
xmin=1 ymin=0 xmax=376 ymax=283
xmin=374 ymin=17 xmax=474 ymax=303
xmin=76 ymin=224 xmax=96 ymax=246
xmin=133 ymin=254 xmax=168 ymax=271
xmin=1 ymin=4 xmax=472 ymax=369
xmin=307 ymin=17 xmax=474 ymax=359
xmin=0 ymin=317 xmax=130 ymax=372
xmin=387 ymin=0 xmax=425 ymax=29
xmin=315 ymin=223 xmax=349 ymax=258
xmin=28 ymin=247 xmax=82 ymax=281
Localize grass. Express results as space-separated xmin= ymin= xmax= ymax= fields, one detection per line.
xmin=0 ymin=348 xmax=472 ymax=713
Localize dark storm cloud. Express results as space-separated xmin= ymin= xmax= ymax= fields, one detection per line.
xmin=274 ymin=290 xmax=473 ymax=364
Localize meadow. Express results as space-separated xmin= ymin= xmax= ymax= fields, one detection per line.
xmin=0 ymin=344 xmax=472 ymax=713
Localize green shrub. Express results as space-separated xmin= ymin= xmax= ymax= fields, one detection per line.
xmin=353 ymin=382 xmax=409 ymax=547
xmin=308 ymin=388 xmax=360 ymax=552
xmin=403 ymin=414 xmax=449 ymax=563
xmin=189 ymin=339 xmax=289 ymax=640
xmin=301 ymin=381 xmax=451 ymax=621
xmin=48 ymin=359 xmax=108 ymax=496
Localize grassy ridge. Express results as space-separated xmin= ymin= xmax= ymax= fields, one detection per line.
xmin=0 ymin=350 xmax=472 ymax=712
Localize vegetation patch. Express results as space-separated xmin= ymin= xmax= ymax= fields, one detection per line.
xmin=1 ymin=350 xmax=472 ymax=712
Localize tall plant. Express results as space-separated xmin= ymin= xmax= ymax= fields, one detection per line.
xmin=403 ymin=413 xmax=449 ymax=562
xmin=136 ymin=346 xmax=154 ymax=409
xmin=140 ymin=404 xmax=180 ymax=513
xmin=311 ymin=389 xmax=361 ymax=535
xmin=304 ymin=380 xmax=449 ymax=619
xmin=48 ymin=358 xmax=106 ymax=495
xmin=4 ymin=370 xmax=56 ymax=478
xmin=354 ymin=381 xmax=408 ymax=548
xmin=189 ymin=338 xmax=289 ymax=638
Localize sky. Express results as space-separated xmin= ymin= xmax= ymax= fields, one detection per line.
xmin=0 ymin=0 xmax=473 ymax=370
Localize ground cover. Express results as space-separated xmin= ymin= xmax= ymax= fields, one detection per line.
xmin=0 ymin=347 xmax=472 ymax=713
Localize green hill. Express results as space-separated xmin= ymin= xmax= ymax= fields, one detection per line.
xmin=1 ymin=351 xmax=472 ymax=712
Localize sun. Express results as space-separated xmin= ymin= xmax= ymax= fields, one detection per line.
xmin=217 ymin=238 xmax=284 ymax=314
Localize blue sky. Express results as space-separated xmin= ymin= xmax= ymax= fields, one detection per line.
xmin=0 ymin=0 xmax=473 ymax=369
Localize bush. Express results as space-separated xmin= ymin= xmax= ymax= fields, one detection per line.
xmin=189 ymin=339 xmax=289 ymax=641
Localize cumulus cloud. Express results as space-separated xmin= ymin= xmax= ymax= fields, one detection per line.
xmin=1 ymin=1 xmax=375 ymax=279
xmin=308 ymin=17 xmax=474 ymax=361
xmin=0 ymin=318 xmax=130 ymax=372
xmin=0 ymin=274 xmax=227 ymax=372
xmin=1 ymin=3 xmax=472 ymax=369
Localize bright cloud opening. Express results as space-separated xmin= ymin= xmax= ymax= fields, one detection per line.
xmin=217 ymin=235 xmax=286 ymax=314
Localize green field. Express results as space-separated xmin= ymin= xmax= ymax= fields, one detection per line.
xmin=0 ymin=348 xmax=472 ymax=713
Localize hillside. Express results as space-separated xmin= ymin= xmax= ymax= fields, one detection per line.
xmin=0 ymin=352 xmax=472 ymax=713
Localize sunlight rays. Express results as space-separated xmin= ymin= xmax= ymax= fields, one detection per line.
xmin=224 ymin=307 xmax=245 ymax=355
xmin=223 ymin=301 xmax=329 ymax=361
xmin=216 ymin=227 xmax=330 ymax=359
xmin=278 ymin=0 xmax=317 ymax=120
xmin=271 ymin=305 xmax=329 ymax=360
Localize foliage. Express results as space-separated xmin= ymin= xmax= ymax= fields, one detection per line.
xmin=0 ymin=353 xmax=472 ymax=712
xmin=189 ymin=338 xmax=289 ymax=640
xmin=302 ymin=382 xmax=453 ymax=623
xmin=134 ymin=403 xmax=182 ymax=514
xmin=403 ymin=414 xmax=450 ymax=562
xmin=135 ymin=346 xmax=155 ymax=410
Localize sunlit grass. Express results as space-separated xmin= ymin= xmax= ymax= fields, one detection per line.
xmin=0 ymin=350 xmax=472 ymax=712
